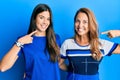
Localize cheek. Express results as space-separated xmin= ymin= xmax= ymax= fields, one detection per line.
xmin=48 ymin=22 xmax=50 ymax=26
xmin=35 ymin=22 xmax=42 ymax=30
xmin=85 ymin=25 xmax=89 ymax=30
xmin=75 ymin=23 xmax=78 ymax=28
xmin=35 ymin=21 xmax=40 ymax=27
xmin=35 ymin=19 xmax=39 ymax=25
xmin=36 ymin=17 xmax=42 ymax=23
xmin=47 ymin=20 xmax=50 ymax=25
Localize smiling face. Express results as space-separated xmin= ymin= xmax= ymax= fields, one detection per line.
xmin=75 ymin=12 xmax=89 ymax=37
xmin=35 ymin=11 xmax=50 ymax=33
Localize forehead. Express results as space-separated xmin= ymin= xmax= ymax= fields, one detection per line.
xmin=76 ymin=12 xmax=88 ymax=20
xmin=37 ymin=11 xmax=50 ymax=17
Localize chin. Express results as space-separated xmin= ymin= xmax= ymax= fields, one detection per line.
xmin=77 ymin=33 xmax=86 ymax=36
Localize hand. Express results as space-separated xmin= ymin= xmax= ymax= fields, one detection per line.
xmin=101 ymin=30 xmax=120 ymax=38
xmin=17 ymin=30 xmax=37 ymax=45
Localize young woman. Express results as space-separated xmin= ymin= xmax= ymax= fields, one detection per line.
xmin=59 ymin=8 xmax=120 ymax=80
xmin=0 ymin=4 xmax=61 ymax=80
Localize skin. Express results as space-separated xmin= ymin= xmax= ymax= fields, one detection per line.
xmin=101 ymin=30 xmax=120 ymax=53
xmin=35 ymin=11 xmax=50 ymax=36
xmin=0 ymin=11 xmax=50 ymax=72
xmin=75 ymin=12 xmax=89 ymax=46
xmin=101 ymin=30 xmax=120 ymax=38
xmin=59 ymin=12 xmax=120 ymax=71
xmin=59 ymin=12 xmax=90 ymax=71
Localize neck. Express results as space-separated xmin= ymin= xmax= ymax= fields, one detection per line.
xmin=35 ymin=31 xmax=46 ymax=37
xmin=75 ymin=35 xmax=89 ymax=46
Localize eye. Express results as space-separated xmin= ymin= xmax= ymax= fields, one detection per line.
xmin=39 ymin=16 xmax=44 ymax=19
xmin=83 ymin=20 xmax=88 ymax=24
xmin=75 ymin=19 xmax=80 ymax=23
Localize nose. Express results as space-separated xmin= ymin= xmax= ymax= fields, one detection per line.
xmin=78 ymin=22 xmax=83 ymax=28
xmin=43 ymin=18 xmax=48 ymax=24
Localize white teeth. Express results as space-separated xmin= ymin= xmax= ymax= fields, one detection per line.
xmin=42 ymin=26 xmax=46 ymax=28
xmin=78 ymin=29 xmax=84 ymax=32
xmin=41 ymin=25 xmax=46 ymax=28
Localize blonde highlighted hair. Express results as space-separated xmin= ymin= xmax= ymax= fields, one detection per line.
xmin=74 ymin=8 xmax=102 ymax=61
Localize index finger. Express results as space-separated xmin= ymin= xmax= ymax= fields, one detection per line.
xmin=28 ymin=30 xmax=37 ymax=36
xmin=101 ymin=31 xmax=109 ymax=35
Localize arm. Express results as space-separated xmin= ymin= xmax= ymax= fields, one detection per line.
xmin=58 ymin=58 xmax=68 ymax=71
xmin=0 ymin=45 xmax=21 ymax=72
xmin=102 ymin=30 xmax=120 ymax=54
xmin=113 ymin=44 xmax=120 ymax=54
xmin=0 ymin=30 xmax=37 ymax=72
xmin=101 ymin=30 xmax=120 ymax=38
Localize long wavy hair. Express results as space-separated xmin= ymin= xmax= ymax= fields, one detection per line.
xmin=74 ymin=8 xmax=102 ymax=61
xmin=27 ymin=4 xmax=60 ymax=62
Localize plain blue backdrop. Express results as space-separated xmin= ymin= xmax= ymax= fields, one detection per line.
xmin=0 ymin=0 xmax=120 ymax=80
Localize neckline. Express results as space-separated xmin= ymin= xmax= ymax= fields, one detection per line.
xmin=33 ymin=35 xmax=46 ymax=38
xmin=74 ymin=39 xmax=89 ymax=47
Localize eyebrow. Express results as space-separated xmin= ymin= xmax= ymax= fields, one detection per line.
xmin=76 ymin=18 xmax=88 ymax=21
xmin=38 ymin=15 xmax=50 ymax=18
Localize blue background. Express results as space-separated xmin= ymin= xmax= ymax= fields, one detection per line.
xmin=0 ymin=0 xmax=120 ymax=80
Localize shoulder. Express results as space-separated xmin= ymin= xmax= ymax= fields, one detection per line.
xmin=64 ymin=38 xmax=74 ymax=42
xmin=99 ymin=38 xmax=113 ymax=44
xmin=99 ymin=38 xmax=116 ymax=48
xmin=62 ymin=38 xmax=74 ymax=45
xmin=99 ymin=38 xmax=106 ymax=43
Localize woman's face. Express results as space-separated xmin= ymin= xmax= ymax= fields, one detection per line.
xmin=35 ymin=11 xmax=50 ymax=32
xmin=75 ymin=12 xmax=89 ymax=36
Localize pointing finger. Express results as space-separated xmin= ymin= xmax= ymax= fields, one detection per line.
xmin=101 ymin=31 xmax=109 ymax=35
xmin=28 ymin=30 xmax=37 ymax=36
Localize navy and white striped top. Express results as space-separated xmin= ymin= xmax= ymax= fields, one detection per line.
xmin=60 ymin=38 xmax=118 ymax=75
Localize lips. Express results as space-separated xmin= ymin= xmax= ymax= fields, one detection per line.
xmin=78 ymin=29 xmax=84 ymax=32
xmin=77 ymin=27 xmax=84 ymax=32
xmin=41 ymin=25 xmax=47 ymax=29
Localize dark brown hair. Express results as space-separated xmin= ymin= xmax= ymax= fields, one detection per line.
xmin=28 ymin=4 xmax=60 ymax=62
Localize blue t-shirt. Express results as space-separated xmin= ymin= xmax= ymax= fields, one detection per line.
xmin=18 ymin=34 xmax=61 ymax=80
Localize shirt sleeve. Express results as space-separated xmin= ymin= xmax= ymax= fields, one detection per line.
xmin=100 ymin=39 xmax=118 ymax=56
xmin=60 ymin=40 xmax=68 ymax=59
